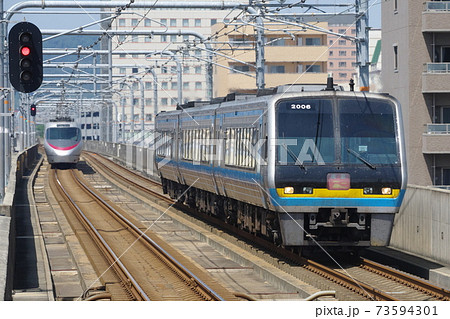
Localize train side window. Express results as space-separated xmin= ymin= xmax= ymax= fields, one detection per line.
xmin=224 ymin=127 xmax=256 ymax=169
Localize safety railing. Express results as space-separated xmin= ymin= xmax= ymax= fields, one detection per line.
xmin=425 ymin=1 xmax=450 ymax=11
xmin=424 ymin=63 xmax=450 ymax=73
xmin=425 ymin=123 xmax=450 ymax=134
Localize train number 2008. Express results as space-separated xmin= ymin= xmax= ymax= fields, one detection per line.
xmin=290 ymin=104 xmax=311 ymax=110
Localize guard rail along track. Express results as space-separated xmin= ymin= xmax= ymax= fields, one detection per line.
xmin=50 ymin=165 xmax=231 ymax=301
xmin=83 ymin=151 xmax=450 ymax=301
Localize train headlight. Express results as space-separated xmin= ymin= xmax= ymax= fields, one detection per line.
xmin=284 ymin=186 xmax=294 ymax=194
xmin=302 ymin=187 xmax=313 ymax=194
xmin=381 ymin=187 xmax=392 ymax=195
xmin=363 ymin=187 xmax=373 ymax=195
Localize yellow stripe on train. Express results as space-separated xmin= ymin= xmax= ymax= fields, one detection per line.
xmin=276 ymin=188 xmax=401 ymax=198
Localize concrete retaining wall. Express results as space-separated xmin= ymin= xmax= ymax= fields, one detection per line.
xmin=391 ymin=185 xmax=450 ymax=265
xmin=84 ymin=141 xmax=158 ymax=179
xmin=0 ymin=144 xmax=39 ymax=300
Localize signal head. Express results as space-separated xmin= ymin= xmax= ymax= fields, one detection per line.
xmin=8 ymin=22 xmax=43 ymax=93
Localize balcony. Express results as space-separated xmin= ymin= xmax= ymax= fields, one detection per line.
xmin=422 ymin=63 xmax=450 ymax=93
xmin=226 ymin=72 xmax=328 ymax=91
xmin=423 ymin=1 xmax=450 ymax=32
xmin=422 ymin=124 xmax=450 ymax=154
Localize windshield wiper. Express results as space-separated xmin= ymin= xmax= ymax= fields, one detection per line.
xmin=282 ymin=143 xmax=306 ymax=170
xmin=347 ymin=148 xmax=376 ymax=170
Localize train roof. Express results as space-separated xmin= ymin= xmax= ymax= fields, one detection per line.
xmin=44 ymin=121 xmax=81 ymax=129
xmin=157 ymin=87 xmax=396 ymax=120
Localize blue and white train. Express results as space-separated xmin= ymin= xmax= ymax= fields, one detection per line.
xmin=44 ymin=120 xmax=83 ymax=166
xmin=155 ymin=84 xmax=407 ymax=249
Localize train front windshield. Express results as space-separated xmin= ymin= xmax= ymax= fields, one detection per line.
xmin=46 ymin=127 xmax=81 ymax=142
xmin=277 ymin=97 xmax=399 ymax=166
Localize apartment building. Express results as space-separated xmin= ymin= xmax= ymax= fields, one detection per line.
xmin=326 ymin=17 xmax=358 ymax=86
xmin=106 ymin=1 xmax=242 ymax=133
xmin=212 ymin=22 xmax=329 ymax=97
xmin=382 ymin=0 xmax=450 ymax=186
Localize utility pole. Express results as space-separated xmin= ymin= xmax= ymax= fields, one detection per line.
xmin=356 ymin=0 xmax=370 ymax=91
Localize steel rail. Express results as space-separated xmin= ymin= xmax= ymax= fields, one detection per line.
xmin=54 ymin=170 xmax=151 ymax=301
xmin=74 ymin=156 xmax=225 ymax=301
xmin=82 ymin=152 xmax=400 ymax=301
xmin=360 ymin=259 xmax=450 ymax=301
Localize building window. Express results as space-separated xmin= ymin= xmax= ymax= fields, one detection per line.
xmin=268 ymin=65 xmax=285 ymax=73
xmin=329 ymin=40 xmax=333 ymax=45
xmin=160 ymin=18 xmax=167 ymax=26
xmin=161 ymin=66 xmax=168 ymax=74
xmin=339 ymin=62 xmax=347 ymax=67
xmin=183 ymin=82 xmax=190 ymax=89
xmin=329 ymin=51 xmax=333 ymax=56
xmin=170 ymin=19 xmax=177 ymax=27
xmin=338 ymin=29 xmax=346 ymax=34
xmin=118 ymin=35 xmax=126 ymax=42
xmin=119 ymin=53 xmax=126 ymax=58
xmin=182 ymin=19 xmax=189 ymax=27
xmin=305 ymin=38 xmax=321 ymax=46
xmin=171 ymin=82 xmax=178 ymax=90
xmin=351 ymin=62 xmax=358 ymax=67
xmin=161 ymin=98 xmax=168 ymax=106
xmin=339 ymin=73 xmax=347 ymax=78
xmin=211 ymin=19 xmax=217 ymax=26
xmin=145 ymin=99 xmax=152 ymax=106
xmin=183 ymin=35 xmax=189 ymax=42
xmin=231 ymin=65 xmax=250 ymax=73
xmin=145 ymin=36 xmax=151 ymax=43
xmin=131 ymin=35 xmax=138 ymax=42
xmin=339 ymin=40 xmax=346 ymax=45
xmin=305 ymin=65 xmax=321 ymax=73
xmin=131 ymin=19 xmax=138 ymax=27
xmin=145 ymin=82 xmax=152 ymax=90
xmin=133 ymin=98 xmax=139 ymax=106
xmin=161 ymin=82 xmax=168 ymax=89
xmin=195 ymin=66 xmax=202 ymax=74
xmin=120 ymin=68 xmax=126 ymax=74
xmin=266 ymin=37 xmax=285 ymax=46
xmin=195 ymin=82 xmax=202 ymax=90
xmin=161 ymin=35 xmax=167 ymax=42
xmin=329 ymin=62 xmax=334 ymax=67
xmin=351 ymin=51 xmax=356 ymax=56
xmin=118 ymin=19 xmax=126 ymax=27
xmin=132 ymin=68 xmax=138 ymax=74
xmin=339 ymin=51 xmax=347 ymax=56
xmin=132 ymin=82 xmax=138 ymax=90
xmin=146 ymin=114 xmax=152 ymax=121
xmin=183 ymin=66 xmax=190 ymax=74
xmin=394 ymin=0 xmax=398 ymax=12
xmin=144 ymin=19 xmax=151 ymax=27
xmin=195 ymin=49 xmax=201 ymax=57
xmin=195 ymin=19 xmax=201 ymax=27
xmin=170 ymin=35 xmax=177 ymax=42
xmin=393 ymin=45 xmax=398 ymax=71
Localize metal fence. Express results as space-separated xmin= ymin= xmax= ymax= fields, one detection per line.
xmin=424 ymin=63 xmax=450 ymax=73
xmin=425 ymin=1 xmax=450 ymax=11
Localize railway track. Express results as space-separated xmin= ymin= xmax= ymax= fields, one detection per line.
xmin=82 ymin=151 xmax=450 ymax=301
xmin=49 ymin=165 xmax=234 ymax=301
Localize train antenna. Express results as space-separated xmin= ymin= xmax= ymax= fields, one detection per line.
xmin=349 ymin=79 xmax=355 ymax=92
xmin=325 ymin=76 xmax=335 ymax=91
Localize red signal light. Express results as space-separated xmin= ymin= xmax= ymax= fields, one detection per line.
xmin=21 ymin=46 xmax=31 ymax=56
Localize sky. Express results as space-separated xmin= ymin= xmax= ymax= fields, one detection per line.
xmin=3 ymin=0 xmax=382 ymax=30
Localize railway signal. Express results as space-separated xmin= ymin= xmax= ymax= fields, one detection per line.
xmin=30 ymin=104 xmax=36 ymax=117
xmin=8 ymin=22 xmax=43 ymax=93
